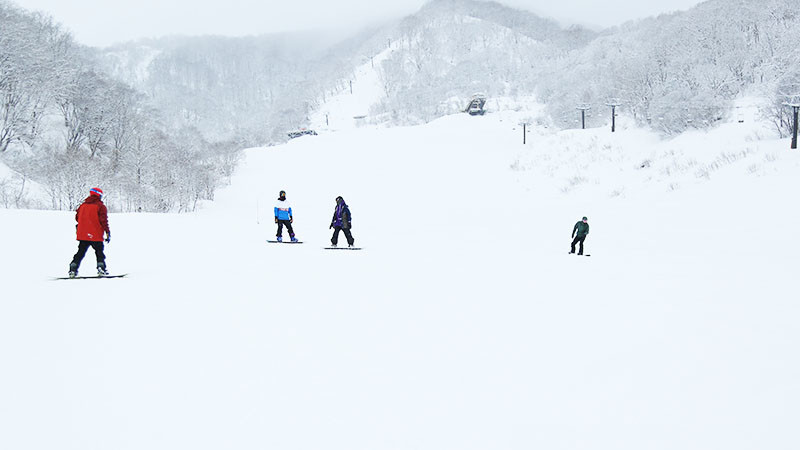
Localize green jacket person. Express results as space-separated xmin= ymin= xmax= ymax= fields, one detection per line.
xmin=571 ymin=217 xmax=589 ymax=255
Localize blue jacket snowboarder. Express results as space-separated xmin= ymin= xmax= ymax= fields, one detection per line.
xmin=274 ymin=190 xmax=298 ymax=242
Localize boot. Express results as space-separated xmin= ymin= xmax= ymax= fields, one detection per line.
xmin=68 ymin=262 xmax=78 ymax=278
xmin=290 ymin=235 xmax=299 ymax=243
xmin=276 ymin=236 xmax=282 ymax=242
xmin=97 ymin=262 xmax=109 ymax=276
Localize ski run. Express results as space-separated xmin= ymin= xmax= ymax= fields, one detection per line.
xmin=1 ymin=103 xmax=799 ymax=450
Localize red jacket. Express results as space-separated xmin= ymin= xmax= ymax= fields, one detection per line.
xmin=75 ymin=195 xmax=110 ymax=242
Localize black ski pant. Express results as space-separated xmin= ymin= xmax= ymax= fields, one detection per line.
xmin=571 ymin=235 xmax=587 ymax=255
xmin=71 ymin=240 xmax=106 ymax=269
xmin=331 ymin=226 xmax=354 ymax=246
xmin=276 ymin=219 xmax=295 ymax=237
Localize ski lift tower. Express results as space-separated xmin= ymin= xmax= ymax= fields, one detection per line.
xmin=576 ymin=104 xmax=591 ymax=129
xmin=605 ymin=98 xmax=621 ymax=133
xmin=783 ymin=98 xmax=800 ymax=149
xmin=519 ymin=121 xmax=530 ymax=144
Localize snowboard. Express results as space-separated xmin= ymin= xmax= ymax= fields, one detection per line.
xmin=568 ymin=253 xmax=591 ymax=257
xmin=54 ymin=274 xmax=128 ymax=280
xmin=267 ymin=240 xmax=303 ymax=244
xmin=324 ymin=247 xmax=362 ymax=251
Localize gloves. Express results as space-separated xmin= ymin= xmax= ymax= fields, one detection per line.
xmin=329 ymin=223 xmax=333 ymax=229
xmin=274 ymin=218 xmax=278 ymax=223
xmin=105 ymin=233 xmax=111 ymax=243
xmin=290 ymin=218 xmax=293 ymax=223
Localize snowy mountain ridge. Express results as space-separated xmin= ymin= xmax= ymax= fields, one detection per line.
xmin=92 ymin=0 xmax=595 ymax=142
xmin=96 ymin=0 xmax=797 ymax=141
xmin=417 ymin=0 xmax=596 ymax=45
xmin=367 ymin=0 xmax=800 ymax=133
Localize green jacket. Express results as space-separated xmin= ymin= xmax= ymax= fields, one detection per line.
xmin=573 ymin=221 xmax=589 ymax=238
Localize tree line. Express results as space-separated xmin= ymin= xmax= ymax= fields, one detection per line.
xmin=368 ymin=0 xmax=800 ymax=135
xmin=1 ymin=1 xmax=239 ymax=212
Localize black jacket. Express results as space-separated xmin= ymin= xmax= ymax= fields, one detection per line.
xmin=331 ymin=202 xmax=352 ymax=229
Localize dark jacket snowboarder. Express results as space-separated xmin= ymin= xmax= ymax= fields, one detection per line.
xmin=69 ymin=187 xmax=111 ymax=277
xmin=571 ymin=216 xmax=589 ymax=255
xmin=330 ymin=196 xmax=354 ymax=246
xmin=330 ymin=196 xmax=351 ymax=229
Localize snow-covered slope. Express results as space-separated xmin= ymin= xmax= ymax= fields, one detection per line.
xmin=309 ymin=47 xmax=392 ymax=131
xmin=0 ymin=160 xmax=49 ymax=209
xmin=1 ymin=111 xmax=799 ymax=450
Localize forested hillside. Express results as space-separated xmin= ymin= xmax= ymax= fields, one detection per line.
xmin=96 ymin=0 xmax=800 ymax=140
xmin=538 ymin=0 xmax=800 ymax=134
xmin=363 ymin=0 xmax=595 ymax=124
xmin=0 ymin=1 xmax=238 ymax=212
xmin=369 ymin=0 xmax=800 ymax=133
xmin=98 ymin=32 xmax=357 ymax=144
xmin=94 ymin=0 xmax=596 ymax=140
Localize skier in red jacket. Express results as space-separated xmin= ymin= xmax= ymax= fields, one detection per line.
xmin=68 ymin=187 xmax=111 ymax=277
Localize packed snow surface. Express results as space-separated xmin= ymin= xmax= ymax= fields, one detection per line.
xmin=1 ymin=110 xmax=799 ymax=450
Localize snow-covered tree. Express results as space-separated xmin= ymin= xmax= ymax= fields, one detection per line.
xmin=0 ymin=0 xmax=235 ymax=212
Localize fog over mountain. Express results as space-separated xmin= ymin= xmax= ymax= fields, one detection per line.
xmin=9 ymin=0 xmax=704 ymax=47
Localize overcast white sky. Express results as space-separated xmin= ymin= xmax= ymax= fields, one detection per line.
xmin=11 ymin=0 xmax=704 ymax=47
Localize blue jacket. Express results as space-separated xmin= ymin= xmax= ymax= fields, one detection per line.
xmin=274 ymin=200 xmax=292 ymax=221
